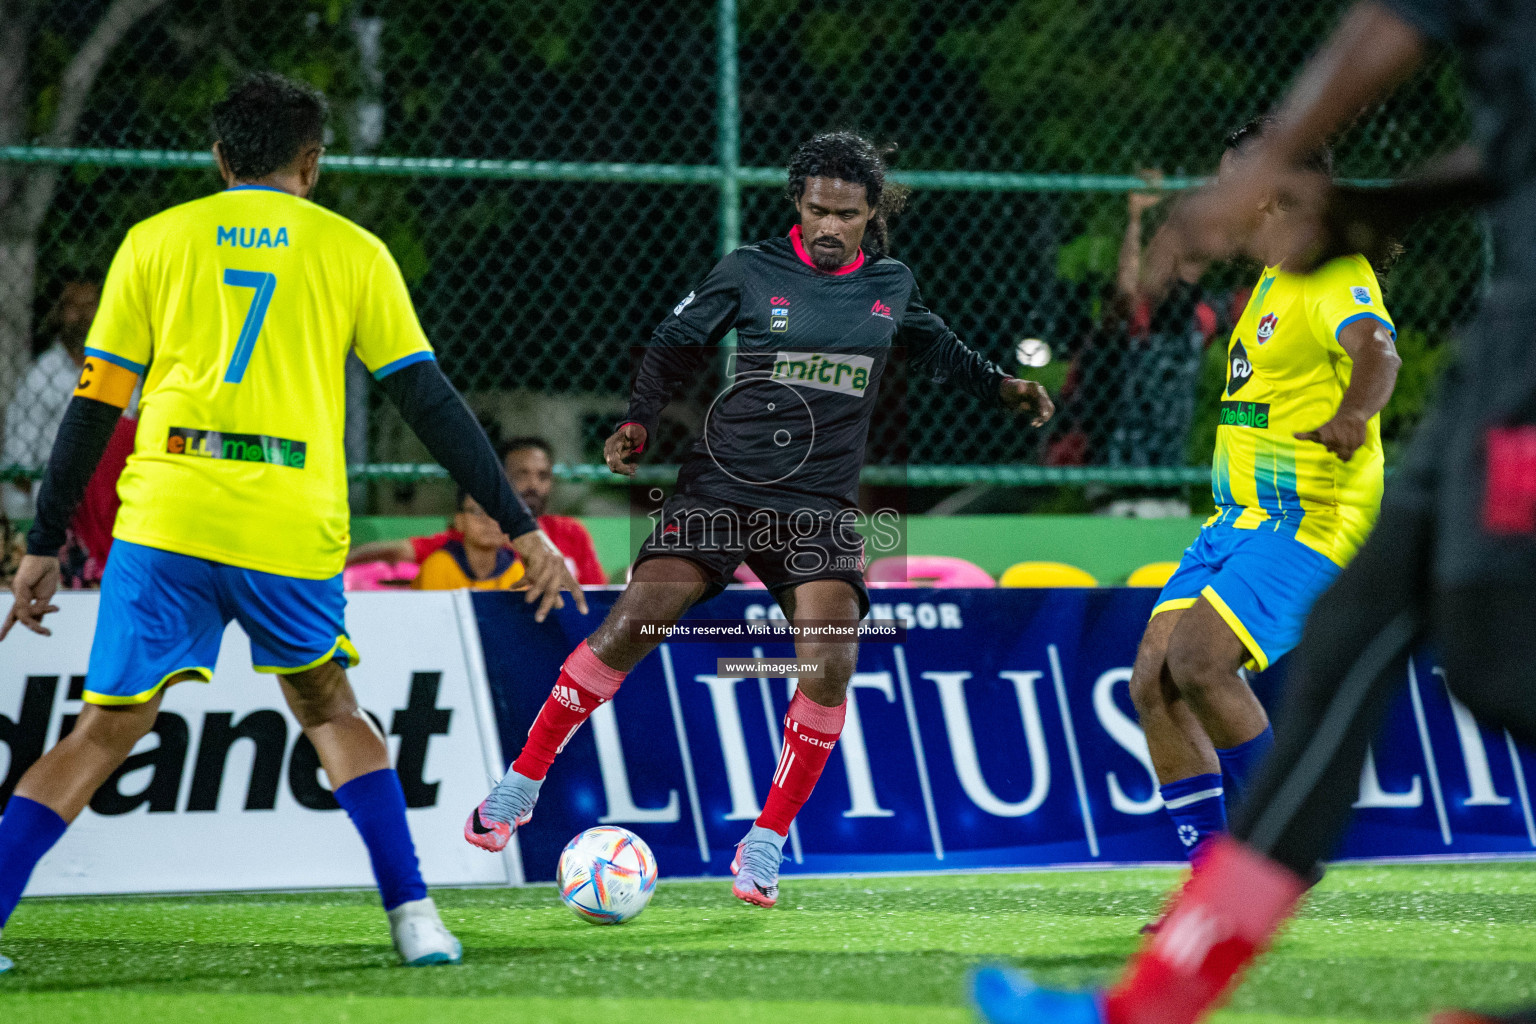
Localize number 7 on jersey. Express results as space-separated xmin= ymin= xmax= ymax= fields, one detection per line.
xmin=222 ymin=269 xmax=276 ymax=383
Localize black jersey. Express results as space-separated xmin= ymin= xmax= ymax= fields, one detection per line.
xmin=624 ymin=227 xmax=1008 ymax=510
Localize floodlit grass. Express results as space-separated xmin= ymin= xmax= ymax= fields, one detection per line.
xmin=2 ymin=863 xmax=1534 ymax=1023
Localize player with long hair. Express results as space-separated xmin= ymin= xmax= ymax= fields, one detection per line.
xmin=464 ymin=131 xmax=1053 ymax=909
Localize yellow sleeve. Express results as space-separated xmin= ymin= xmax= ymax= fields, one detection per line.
xmin=412 ymin=550 xmax=467 ymax=590
xmin=1306 ymin=255 xmax=1395 ymax=355
xmin=354 ymin=241 xmax=435 ymax=379
xmin=77 ymin=230 xmax=150 ymax=407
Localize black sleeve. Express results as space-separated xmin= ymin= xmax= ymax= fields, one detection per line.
xmin=898 ymin=280 xmax=1010 ymax=406
xmin=26 ymin=396 xmax=121 ymax=556
xmin=622 ymin=251 xmax=743 ymax=441
xmin=376 ymin=360 xmax=538 ymax=541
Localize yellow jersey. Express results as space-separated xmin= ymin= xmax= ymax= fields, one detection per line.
xmin=1208 ymin=255 xmax=1395 ymax=566
xmin=76 ymin=185 xmax=434 ymax=578
xmin=412 ymin=542 xmax=526 ymax=591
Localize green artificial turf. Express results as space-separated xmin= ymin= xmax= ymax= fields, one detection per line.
xmin=2 ymin=863 xmax=1534 ymax=1023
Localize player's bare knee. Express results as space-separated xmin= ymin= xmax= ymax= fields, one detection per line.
xmin=73 ymin=702 xmax=159 ymax=756
xmin=280 ymin=662 xmax=357 ymax=728
xmin=797 ymin=643 xmax=856 ymax=705
xmin=1165 ymin=627 xmax=1227 ymax=703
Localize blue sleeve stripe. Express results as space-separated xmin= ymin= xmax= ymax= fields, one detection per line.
xmin=83 ymin=347 xmax=146 ymax=374
xmin=372 ymin=350 xmax=436 ymax=380
xmin=1336 ymin=312 xmax=1396 ymax=341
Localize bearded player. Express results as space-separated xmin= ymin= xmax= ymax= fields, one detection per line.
xmin=1128 ymin=119 xmax=1399 ymax=870
xmin=972 ymin=1 xmax=1536 ymax=1022
xmin=0 ymin=73 xmax=584 ymax=974
xmin=465 ymin=132 xmax=1053 ymax=908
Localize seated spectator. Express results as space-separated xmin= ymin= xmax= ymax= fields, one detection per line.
xmin=350 ymin=436 xmax=606 ymax=583
xmin=2 ymin=273 xmax=104 ymax=519
xmin=413 ymin=491 xmax=527 ymax=591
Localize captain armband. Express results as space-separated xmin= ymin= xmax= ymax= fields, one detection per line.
xmin=73 ymin=356 xmax=140 ymax=408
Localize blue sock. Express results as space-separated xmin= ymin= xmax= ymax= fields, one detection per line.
xmin=0 ymin=797 xmax=69 ymax=927
xmin=1160 ymin=773 xmax=1226 ymax=860
xmin=1216 ymin=725 xmax=1275 ymax=808
xmin=334 ymin=769 xmax=428 ymax=911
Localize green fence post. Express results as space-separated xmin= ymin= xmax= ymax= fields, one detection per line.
xmin=716 ymin=0 xmax=741 ymax=258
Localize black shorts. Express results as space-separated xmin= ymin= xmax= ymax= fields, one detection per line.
xmin=1395 ymin=286 xmax=1536 ymax=588
xmin=634 ymin=494 xmax=870 ymax=617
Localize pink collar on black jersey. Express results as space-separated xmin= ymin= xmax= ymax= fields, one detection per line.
xmin=790 ymin=225 xmax=865 ymax=276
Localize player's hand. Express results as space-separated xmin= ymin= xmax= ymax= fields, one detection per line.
xmin=1127 ymin=169 xmax=1166 ymax=217
xmin=1295 ymin=409 xmax=1369 ymax=462
xmin=999 ymin=377 xmax=1055 ymax=428
xmin=2 ymin=554 xmax=62 ymax=640
xmin=604 ymin=423 xmax=648 ymax=477
xmin=510 ymin=529 xmax=589 ymax=623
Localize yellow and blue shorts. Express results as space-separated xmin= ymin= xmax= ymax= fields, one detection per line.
xmin=1152 ymin=523 xmax=1342 ymax=671
xmin=84 ymin=539 xmax=359 ymax=706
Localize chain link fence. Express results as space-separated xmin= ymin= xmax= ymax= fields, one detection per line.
xmin=0 ymin=0 xmax=1484 ymax=519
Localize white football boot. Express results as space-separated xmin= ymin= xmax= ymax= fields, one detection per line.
xmin=388 ymin=897 xmax=463 ymax=966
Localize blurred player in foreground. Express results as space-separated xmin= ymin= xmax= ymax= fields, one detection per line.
xmin=1129 ymin=120 xmax=1399 ymax=872
xmin=0 ymin=73 xmax=583 ymax=974
xmin=972 ymin=1 xmax=1536 ymax=1022
xmin=465 ymin=131 xmax=1053 ymax=908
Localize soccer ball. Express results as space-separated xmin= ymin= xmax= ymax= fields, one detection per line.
xmin=556 ymin=826 xmax=658 ymax=924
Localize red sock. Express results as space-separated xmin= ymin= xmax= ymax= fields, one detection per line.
xmin=1106 ymin=838 xmax=1308 ymax=1024
xmin=511 ymin=641 xmax=626 ymax=781
xmin=755 ymin=690 xmax=846 ymax=836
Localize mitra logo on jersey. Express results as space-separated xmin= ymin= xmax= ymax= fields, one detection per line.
xmin=770 ymin=351 xmax=874 ymax=396
xmin=166 ymin=427 xmax=307 ymax=467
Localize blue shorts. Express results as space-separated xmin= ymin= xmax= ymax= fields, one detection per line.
xmin=1152 ymin=524 xmax=1343 ymax=671
xmin=85 ymin=539 xmax=359 ymax=706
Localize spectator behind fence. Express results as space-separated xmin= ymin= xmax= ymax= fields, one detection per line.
xmin=349 ymin=436 xmax=606 ymax=583
xmin=2 ymin=274 xmax=104 ymax=520
xmin=412 ymin=490 xmax=526 ymax=591
xmin=1106 ymin=172 xmax=1218 ymax=468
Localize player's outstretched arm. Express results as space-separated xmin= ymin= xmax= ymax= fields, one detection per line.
xmin=376 ymin=360 xmax=587 ymax=621
xmin=1145 ymin=1 xmax=1429 ymax=289
xmin=900 ymin=281 xmax=1054 ymax=428
xmin=3 ymin=395 xmax=122 ymax=639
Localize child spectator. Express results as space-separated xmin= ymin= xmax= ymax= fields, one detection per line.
xmin=412 ymin=490 xmax=527 ymax=591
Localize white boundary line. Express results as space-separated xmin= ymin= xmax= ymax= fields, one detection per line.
xmin=451 ymin=590 xmax=522 ymax=885
xmin=1049 ymin=643 xmax=1099 ymax=858
xmin=660 ymin=643 xmax=711 ymax=864
xmin=1407 ymin=660 xmax=1452 ymax=846
xmin=893 ymin=645 xmax=944 ymax=860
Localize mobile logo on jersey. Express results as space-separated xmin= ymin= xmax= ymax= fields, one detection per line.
xmin=770 ymin=296 xmax=791 ymax=333
xmin=166 ymin=427 xmax=307 ymax=468
xmin=770 ymin=351 xmax=873 ymax=396
xmin=1218 ymin=400 xmax=1270 ymax=430
xmin=1256 ymin=312 xmax=1278 ymax=342
xmin=1227 ymin=339 xmax=1254 ymax=396
xmin=672 ymin=291 xmax=696 ymax=317
xmin=870 ymin=299 xmax=893 ymax=319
